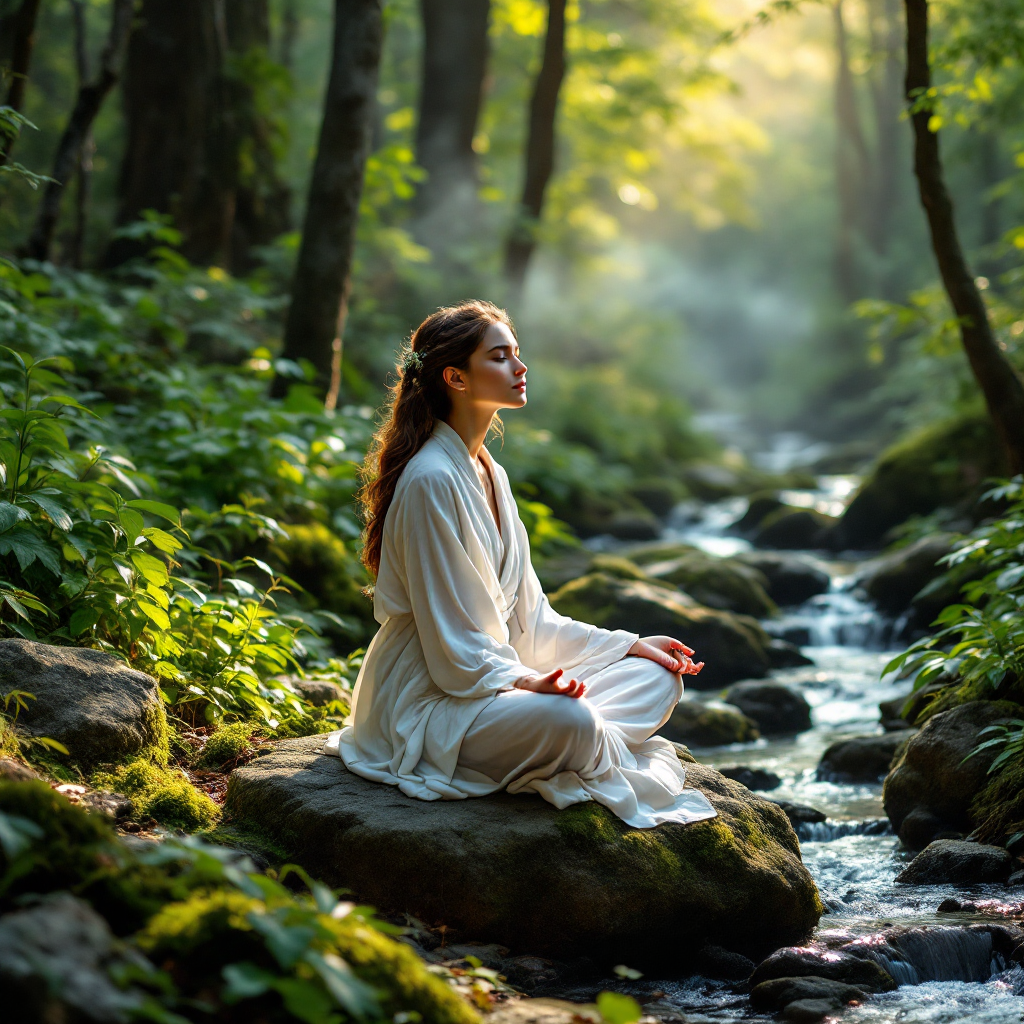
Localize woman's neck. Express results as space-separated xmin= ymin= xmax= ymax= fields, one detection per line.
xmin=445 ymin=406 xmax=495 ymax=460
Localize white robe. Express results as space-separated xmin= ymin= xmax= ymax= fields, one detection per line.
xmin=324 ymin=419 xmax=716 ymax=829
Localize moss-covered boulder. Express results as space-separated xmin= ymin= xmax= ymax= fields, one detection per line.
xmin=637 ymin=550 xmax=777 ymax=618
xmin=659 ymin=699 xmax=760 ymax=747
xmin=0 ymin=640 xmax=168 ymax=767
xmin=883 ymin=701 xmax=1021 ymax=849
xmin=835 ymin=413 xmax=1003 ymax=550
xmin=548 ymin=573 xmax=772 ymax=689
xmin=225 ymin=736 xmax=822 ymax=966
xmin=732 ymin=552 xmax=830 ymax=607
xmin=721 ymin=682 xmax=812 ymax=736
xmin=817 ymin=732 xmax=912 ymax=782
xmin=857 ymin=534 xmax=955 ymax=617
xmin=752 ymin=507 xmax=838 ymax=550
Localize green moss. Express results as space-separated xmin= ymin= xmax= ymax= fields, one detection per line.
xmin=142 ymin=700 xmax=170 ymax=767
xmin=140 ymin=889 xmax=479 ymax=1024
xmin=0 ymin=717 xmax=19 ymax=758
xmin=96 ymin=759 xmax=220 ymax=831
xmin=198 ymin=721 xmax=257 ymax=770
xmin=588 ymin=554 xmax=649 ymax=580
xmin=0 ymin=780 xmax=172 ymax=932
xmin=970 ymin=759 xmax=1024 ymax=846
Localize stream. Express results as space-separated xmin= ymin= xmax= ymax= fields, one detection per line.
xmin=575 ymin=481 xmax=1024 ymax=1023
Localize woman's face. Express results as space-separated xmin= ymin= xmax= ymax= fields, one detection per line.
xmin=448 ymin=321 xmax=528 ymax=410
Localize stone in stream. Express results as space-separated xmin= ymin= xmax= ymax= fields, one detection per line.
xmin=783 ymin=998 xmax=846 ymax=1023
xmin=548 ymin=573 xmax=773 ymax=689
xmin=721 ymin=681 xmax=813 ymax=736
xmin=225 ymin=735 xmax=823 ymax=965
xmin=766 ymin=639 xmax=815 ymax=669
xmin=895 ymin=839 xmax=1014 ymax=885
xmin=857 ymin=534 xmax=956 ymax=617
xmin=731 ymin=551 xmax=830 ymax=607
xmin=883 ymin=700 xmax=1022 ymax=849
xmin=658 ymin=700 xmax=760 ymax=747
xmin=751 ymin=507 xmax=839 ymax=551
xmin=769 ymin=801 xmax=828 ymax=827
xmin=817 ymin=732 xmax=913 ymax=783
xmin=0 ymin=639 xmax=167 ymax=766
xmin=718 ymin=765 xmax=781 ymax=791
xmin=750 ymin=946 xmax=896 ymax=993
xmin=696 ymin=943 xmax=756 ymax=980
xmin=878 ymin=694 xmax=917 ymax=732
xmin=749 ymin=976 xmax=867 ymax=1013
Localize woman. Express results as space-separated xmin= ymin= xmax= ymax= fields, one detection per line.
xmin=324 ymin=300 xmax=716 ymax=829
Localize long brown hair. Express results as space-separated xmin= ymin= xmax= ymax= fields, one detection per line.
xmin=358 ymin=300 xmax=515 ymax=577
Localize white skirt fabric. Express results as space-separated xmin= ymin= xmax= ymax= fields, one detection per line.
xmin=326 ymin=655 xmax=717 ymax=830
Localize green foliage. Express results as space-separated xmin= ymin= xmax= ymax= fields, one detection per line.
xmin=597 ymin=991 xmax=643 ymax=1024
xmin=198 ymin=721 xmax=259 ymax=770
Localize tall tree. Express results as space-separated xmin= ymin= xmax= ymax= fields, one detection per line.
xmin=413 ymin=0 xmax=490 ymax=236
xmin=106 ymin=0 xmax=289 ymax=270
xmin=0 ymin=0 xmax=42 ymax=166
xmin=67 ymin=0 xmax=94 ymax=267
xmin=503 ymin=0 xmax=567 ymax=303
xmin=832 ymin=0 xmax=870 ymax=305
xmin=24 ymin=0 xmax=134 ymax=262
xmin=903 ymin=0 xmax=1024 ymax=473
xmin=270 ymin=0 xmax=383 ymax=408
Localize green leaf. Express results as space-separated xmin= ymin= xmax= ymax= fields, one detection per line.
xmin=126 ymin=499 xmax=182 ymax=526
xmin=304 ymin=950 xmax=381 ymax=1018
xmin=221 ymin=962 xmax=273 ymax=1003
xmin=0 ymin=529 xmax=62 ymax=575
xmin=0 ymin=810 xmax=43 ymax=858
xmin=597 ymin=992 xmax=642 ymax=1024
xmin=0 ymin=501 xmax=30 ymax=533
xmin=131 ymin=551 xmax=169 ymax=586
xmin=25 ymin=493 xmax=73 ymax=532
xmin=119 ymin=508 xmax=145 ymax=542
xmin=69 ymin=606 xmax=101 ymax=635
xmin=143 ymin=527 xmax=182 ymax=554
xmin=272 ymin=977 xmax=335 ymax=1024
xmin=136 ymin=599 xmax=171 ymax=631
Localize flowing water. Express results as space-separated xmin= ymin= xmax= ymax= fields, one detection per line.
xmin=577 ymin=487 xmax=1024 ymax=1023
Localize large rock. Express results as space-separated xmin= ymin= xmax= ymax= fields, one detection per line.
xmin=0 ymin=640 xmax=166 ymax=766
xmin=548 ymin=573 xmax=772 ymax=689
xmin=749 ymin=976 xmax=866 ymax=1013
xmin=834 ymin=413 xmax=1003 ymax=550
xmin=721 ymin=681 xmax=813 ymax=736
xmin=817 ymin=733 xmax=912 ymax=782
xmin=895 ymin=839 xmax=1013 ymax=885
xmin=225 ymin=736 xmax=822 ymax=965
xmin=858 ymin=534 xmax=955 ymax=617
xmin=883 ymin=701 xmax=1021 ymax=849
xmin=750 ymin=946 xmax=896 ymax=992
xmin=719 ymin=766 xmax=781 ymax=791
xmin=659 ymin=700 xmax=760 ymax=747
xmin=733 ymin=552 xmax=830 ymax=607
xmin=752 ymin=508 xmax=838 ymax=551
xmin=628 ymin=548 xmax=776 ymax=618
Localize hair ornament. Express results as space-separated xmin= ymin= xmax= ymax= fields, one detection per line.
xmin=400 ymin=349 xmax=424 ymax=379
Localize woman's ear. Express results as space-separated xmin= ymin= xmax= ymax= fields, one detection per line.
xmin=444 ymin=367 xmax=467 ymax=392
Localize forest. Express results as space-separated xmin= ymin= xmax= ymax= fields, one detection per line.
xmin=1 ymin=0 xmax=1024 ymax=1022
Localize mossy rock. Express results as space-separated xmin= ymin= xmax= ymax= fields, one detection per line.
xmin=269 ymin=522 xmax=375 ymax=641
xmin=225 ymin=736 xmax=822 ymax=966
xmin=138 ymin=888 xmax=477 ymax=1024
xmin=836 ymin=412 xmax=1004 ymax=549
xmin=753 ymin=507 xmax=838 ymax=550
xmin=858 ymin=534 xmax=956 ymax=617
xmin=659 ymin=700 xmax=760 ymax=747
xmin=549 ymin=573 xmax=772 ymax=689
xmin=0 ymin=639 xmax=168 ymax=768
xmin=641 ymin=550 xmax=777 ymax=618
xmin=627 ymin=478 xmax=688 ymax=518
xmin=883 ymin=701 xmax=1022 ymax=849
xmin=95 ymin=759 xmax=220 ymax=832
xmin=732 ymin=551 xmax=830 ymax=607
xmin=0 ymin=780 xmax=172 ymax=932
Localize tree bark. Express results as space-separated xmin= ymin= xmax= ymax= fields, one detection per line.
xmin=833 ymin=0 xmax=870 ymax=305
xmin=68 ymin=0 xmax=92 ymax=268
xmin=105 ymin=0 xmax=289 ymax=271
xmin=270 ymin=0 xmax=383 ymax=407
xmin=23 ymin=0 xmax=134 ymax=263
xmin=503 ymin=0 xmax=567 ymax=302
xmin=414 ymin=0 xmax=490 ymax=231
xmin=903 ymin=0 xmax=1024 ymax=474
xmin=0 ymin=0 xmax=42 ymax=166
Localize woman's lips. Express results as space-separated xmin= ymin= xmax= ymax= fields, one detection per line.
xmin=513 ymin=382 xmax=526 ymax=392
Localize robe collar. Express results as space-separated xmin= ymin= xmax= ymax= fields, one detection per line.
xmin=430 ymin=419 xmax=521 ymax=616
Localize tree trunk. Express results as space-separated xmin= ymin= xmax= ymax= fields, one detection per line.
xmin=106 ymin=0 xmax=289 ymax=271
xmin=0 ymin=0 xmax=42 ymax=166
xmin=270 ymin=0 xmax=383 ymax=407
xmin=503 ymin=0 xmax=567 ymax=303
xmin=903 ymin=0 xmax=1024 ymax=474
xmin=68 ymin=0 xmax=92 ymax=268
xmin=866 ymin=0 xmax=903 ymax=267
xmin=23 ymin=0 xmax=134 ymax=263
xmin=413 ymin=0 xmax=490 ymax=234
xmin=833 ymin=0 xmax=870 ymax=305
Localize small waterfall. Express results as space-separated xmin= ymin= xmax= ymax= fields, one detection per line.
xmin=797 ymin=818 xmax=892 ymax=843
xmin=775 ymin=577 xmax=890 ymax=649
xmin=844 ymin=927 xmax=1002 ymax=985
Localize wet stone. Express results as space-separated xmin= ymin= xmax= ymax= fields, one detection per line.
xmin=750 ymin=947 xmax=896 ymax=993
xmin=895 ymin=839 xmax=1013 ymax=885
xmin=783 ymin=998 xmax=841 ymax=1023
xmin=721 ymin=681 xmax=812 ymax=736
xmin=817 ymin=732 xmax=912 ymax=783
xmin=749 ymin=975 xmax=867 ymax=1012
xmin=696 ymin=944 xmax=756 ymax=980
xmin=718 ymin=766 xmax=781 ymax=791
xmin=770 ymin=801 xmax=828 ymax=827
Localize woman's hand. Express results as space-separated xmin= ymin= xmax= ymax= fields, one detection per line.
xmin=628 ymin=636 xmax=704 ymax=676
xmin=515 ymin=668 xmax=586 ymax=698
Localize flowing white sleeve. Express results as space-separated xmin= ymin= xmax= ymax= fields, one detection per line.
xmin=511 ymin=525 xmax=638 ymax=675
xmin=397 ymin=473 xmax=531 ymax=699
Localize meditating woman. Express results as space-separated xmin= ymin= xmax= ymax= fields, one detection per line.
xmin=323 ymin=300 xmax=717 ymax=829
